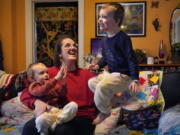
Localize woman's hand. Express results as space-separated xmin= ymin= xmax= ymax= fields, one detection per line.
xmin=34 ymin=100 xmax=52 ymax=117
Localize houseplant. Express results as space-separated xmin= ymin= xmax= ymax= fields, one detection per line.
xmin=171 ymin=43 xmax=180 ymax=63
xmin=134 ymin=49 xmax=147 ymax=64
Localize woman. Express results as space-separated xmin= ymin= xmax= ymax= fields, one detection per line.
xmin=21 ymin=35 xmax=97 ymax=135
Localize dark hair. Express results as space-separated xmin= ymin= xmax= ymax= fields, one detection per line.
xmin=101 ymin=2 xmax=124 ymax=26
xmin=54 ymin=35 xmax=78 ymax=67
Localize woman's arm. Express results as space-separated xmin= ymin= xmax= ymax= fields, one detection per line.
xmin=34 ymin=99 xmax=51 ymax=117
xmin=20 ymin=88 xmax=51 ymax=116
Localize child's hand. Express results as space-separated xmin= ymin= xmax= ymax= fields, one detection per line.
xmin=85 ymin=64 xmax=99 ymax=70
xmin=55 ymin=64 xmax=67 ymax=80
xmin=34 ymin=100 xmax=52 ymax=117
xmin=128 ymin=81 xmax=139 ymax=94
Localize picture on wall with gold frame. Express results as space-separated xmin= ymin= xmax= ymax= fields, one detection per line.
xmin=96 ymin=2 xmax=146 ymax=37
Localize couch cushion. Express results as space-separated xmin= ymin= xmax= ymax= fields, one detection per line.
xmin=161 ymin=71 xmax=180 ymax=110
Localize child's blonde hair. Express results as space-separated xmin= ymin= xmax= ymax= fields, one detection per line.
xmin=27 ymin=62 xmax=46 ymax=82
xmin=101 ymin=2 xmax=124 ymax=26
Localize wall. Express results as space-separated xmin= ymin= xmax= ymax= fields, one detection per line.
xmin=84 ymin=0 xmax=180 ymax=58
xmin=0 ymin=0 xmax=25 ymax=73
xmin=0 ymin=0 xmax=179 ymax=73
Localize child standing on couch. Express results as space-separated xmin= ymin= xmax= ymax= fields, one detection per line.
xmin=86 ymin=2 xmax=140 ymax=124
xmin=21 ymin=62 xmax=78 ymax=135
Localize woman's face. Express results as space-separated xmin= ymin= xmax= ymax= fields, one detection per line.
xmin=61 ymin=38 xmax=78 ymax=63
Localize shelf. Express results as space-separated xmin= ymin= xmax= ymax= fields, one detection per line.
xmin=139 ymin=63 xmax=180 ymax=72
xmin=139 ymin=63 xmax=180 ymax=67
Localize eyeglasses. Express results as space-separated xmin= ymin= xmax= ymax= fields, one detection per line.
xmin=63 ymin=43 xmax=78 ymax=48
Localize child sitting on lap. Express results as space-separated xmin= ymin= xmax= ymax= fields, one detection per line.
xmin=21 ymin=62 xmax=78 ymax=135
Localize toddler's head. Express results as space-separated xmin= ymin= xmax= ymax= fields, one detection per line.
xmin=98 ymin=2 xmax=124 ymax=32
xmin=27 ymin=62 xmax=49 ymax=83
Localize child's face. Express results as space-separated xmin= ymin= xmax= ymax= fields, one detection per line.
xmin=98 ymin=8 xmax=119 ymax=32
xmin=33 ymin=64 xmax=49 ymax=82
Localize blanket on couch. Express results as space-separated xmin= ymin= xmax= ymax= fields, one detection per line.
xmin=0 ymin=70 xmax=165 ymax=135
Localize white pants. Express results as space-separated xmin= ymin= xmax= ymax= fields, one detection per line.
xmin=88 ymin=71 xmax=132 ymax=114
xmin=35 ymin=101 xmax=78 ymax=135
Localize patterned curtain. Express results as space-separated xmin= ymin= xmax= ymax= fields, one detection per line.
xmin=35 ymin=2 xmax=78 ymax=67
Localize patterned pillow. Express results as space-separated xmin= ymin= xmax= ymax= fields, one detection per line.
xmin=119 ymin=70 xmax=165 ymax=131
xmin=123 ymin=70 xmax=165 ymax=110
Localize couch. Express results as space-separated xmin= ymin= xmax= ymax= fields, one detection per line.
xmin=0 ymin=70 xmax=180 ymax=135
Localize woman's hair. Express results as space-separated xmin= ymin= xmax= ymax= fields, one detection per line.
xmin=54 ymin=35 xmax=78 ymax=67
xmin=101 ymin=2 xmax=124 ymax=26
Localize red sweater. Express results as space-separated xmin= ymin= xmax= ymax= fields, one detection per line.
xmin=20 ymin=67 xmax=97 ymax=120
xmin=27 ymin=78 xmax=65 ymax=107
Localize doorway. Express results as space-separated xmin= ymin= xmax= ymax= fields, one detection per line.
xmin=25 ymin=0 xmax=84 ymax=67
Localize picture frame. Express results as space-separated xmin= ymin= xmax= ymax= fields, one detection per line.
xmin=95 ymin=2 xmax=146 ymax=37
xmin=91 ymin=38 xmax=102 ymax=56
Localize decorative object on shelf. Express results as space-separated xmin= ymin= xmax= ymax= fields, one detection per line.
xmin=83 ymin=54 xmax=95 ymax=67
xmin=151 ymin=1 xmax=159 ymax=8
xmin=154 ymin=57 xmax=159 ymax=64
xmin=95 ymin=2 xmax=146 ymax=37
xmin=158 ymin=40 xmax=165 ymax=64
xmin=147 ymin=57 xmax=154 ymax=64
xmin=171 ymin=42 xmax=180 ymax=63
xmin=159 ymin=40 xmax=165 ymax=59
xmin=134 ymin=49 xmax=147 ymax=64
xmin=152 ymin=18 xmax=160 ymax=31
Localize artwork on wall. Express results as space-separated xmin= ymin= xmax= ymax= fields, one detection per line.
xmin=35 ymin=2 xmax=78 ymax=67
xmin=91 ymin=38 xmax=102 ymax=56
xmin=96 ymin=2 xmax=146 ymax=37
xmin=152 ymin=18 xmax=160 ymax=31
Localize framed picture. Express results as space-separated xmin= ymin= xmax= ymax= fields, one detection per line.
xmin=96 ymin=2 xmax=146 ymax=37
xmin=91 ymin=38 xmax=102 ymax=56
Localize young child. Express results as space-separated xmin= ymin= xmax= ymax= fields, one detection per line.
xmin=86 ymin=2 xmax=140 ymax=124
xmin=23 ymin=62 xmax=78 ymax=135
xmin=88 ymin=71 xmax=140 ymax=125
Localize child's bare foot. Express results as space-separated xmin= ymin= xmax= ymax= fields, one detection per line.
xmin=93 ymin=112 xmax=109 ymax=125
